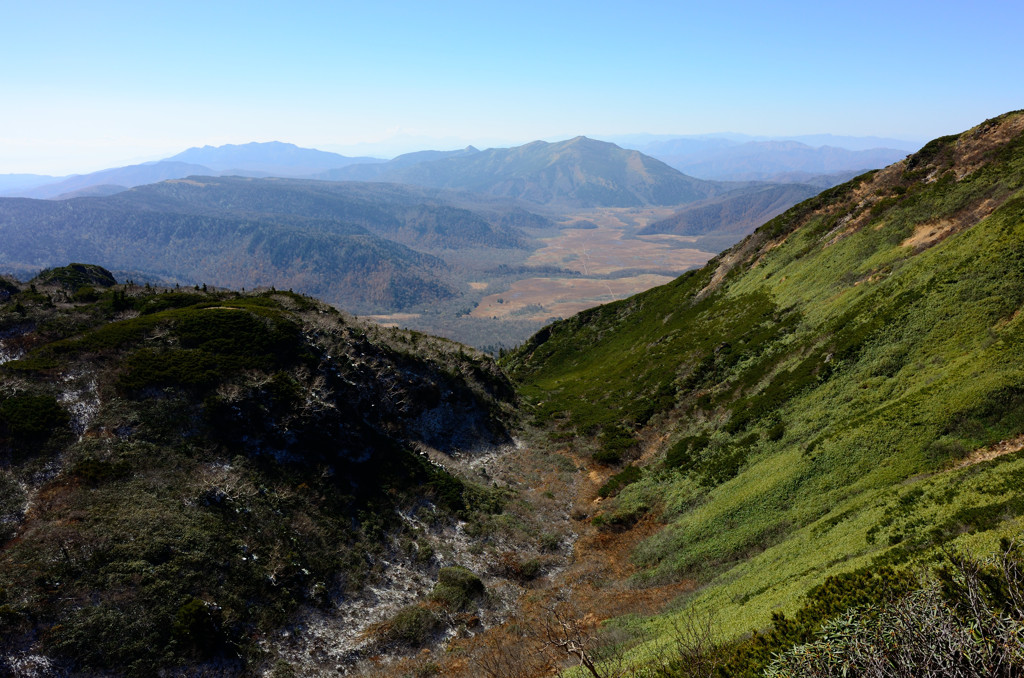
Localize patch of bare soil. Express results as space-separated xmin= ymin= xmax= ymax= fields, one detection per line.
xmin=955 ymin=434 xmax=1024 ymax=470
xmin=363 ymin=312 xmax=422 ymax=328
xmin=900 ymin=197 xmax=1004 ymax=251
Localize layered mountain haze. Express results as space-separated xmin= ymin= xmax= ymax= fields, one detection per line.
xmin=0 ymin=174 xmax=60 ymax=194
xmin=0 ymin=139 xmax=819 ymax=349
xmin=15 ymin=161 xmax=214 ymax=200
xmin=0 ymin=178 xmax=522 ymax=313
xmin=2 ymin=111 xmax=1024 ymax=677
xmin=0 ymin=143 xmax=386 ymax=200
xmin=633 ymin=136 xmax=913 ymax=183
xmin=317 ymin=146 xmax=481 ymax=181
xmin=166 ymin=141 xmax=383 ymax=176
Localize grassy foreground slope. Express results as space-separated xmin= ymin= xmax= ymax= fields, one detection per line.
xmin=504 ymin=111 xmax=1024 ymax=669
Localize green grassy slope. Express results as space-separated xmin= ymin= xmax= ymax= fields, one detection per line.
xmin=504 ymin=111 xmax=1024 ymax=670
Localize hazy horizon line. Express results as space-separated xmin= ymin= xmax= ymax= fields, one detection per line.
xmin=0 ymin=130 xmax=927 ymax=178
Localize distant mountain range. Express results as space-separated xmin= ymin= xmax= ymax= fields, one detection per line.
xmin=1 ymin=133 xmax=915 ymax=202
xmin=2 ymin=142 xmax=387 ymax=200
xmin=639 ymin=140 xmax=909 ymax=182
xmin=0 ymin=177 xmax=544 ymax=312
xmin=324 ymin=136 xmax=725 ymax=207
xmin=3 ymin=137 xmax=727 ymax=208
xmin=166 ymin=140 xmax=382 ymax=176
xmin=0 ymin=135 xmax=910 ymax=337
xmin=316 ymin=147 xmax=481 ymax=182
xmin=607 ymin=131 xmax=922 ymax=152
xmin=615 ymin=136 xmax=915 ymax=182
xmin=15 ymin=161 xmax=215 ymax=200
xmin=0 ymin=136 xmax=891 ymax=329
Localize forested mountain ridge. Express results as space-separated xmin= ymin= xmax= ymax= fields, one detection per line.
xmin=103 ymin=177 xmax=531 ymax=250
xmin=504 ymin=110 xmax=1024 ymax=674
xmin=0 ymin=177 xmax=544 ymax=314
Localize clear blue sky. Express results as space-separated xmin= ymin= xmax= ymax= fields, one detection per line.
xmin=1 ymin=0 xmax=1021 ymax=174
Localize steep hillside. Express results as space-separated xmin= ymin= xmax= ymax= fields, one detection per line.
xmin=505 ymin=110 xmax=1024 ymax=672
xmin=360 ymin=136 xmax=727 ymax=207
xmin=0 ymin=266 xmax=516 ymax=676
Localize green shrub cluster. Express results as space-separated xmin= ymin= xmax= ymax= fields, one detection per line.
xmin=712 ymin=566 xmax=919 ymax=676
xmin=430 ymin=566 xmax=485 ymax=612
xmin=32 ymin=263 xmax=117 ymax=291
xmin=598 ymin=465 xmax=641 ymax=498
xmin=379 ymin=605 xmax=444 ymax=647
xmin=0 ymin=393 xmax=69 ymax=462
xmin=762 ymin=545 xmax=1024 ymax=677
xmin=593 ymin=424 xmax=638 ymax=464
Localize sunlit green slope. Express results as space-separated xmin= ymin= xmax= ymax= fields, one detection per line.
xmin=504 ymin=111 xmax=1024 ymax=670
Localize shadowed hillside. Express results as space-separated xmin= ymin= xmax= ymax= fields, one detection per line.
xmin=0 ymin=266 xmax=515 ymax=675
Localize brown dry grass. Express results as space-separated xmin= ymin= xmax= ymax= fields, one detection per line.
xmin=363 ymin=436 xmax=693 ymax=678
xmin=956 ymin=112 xmax=1024 ymax=179
xmin=471 ymin=275 xmax=676 ymax=322
xmin=526 ymin=225 xmax=709 ymax=276
xmin=470 ymin=207 xmax=712 ymax=323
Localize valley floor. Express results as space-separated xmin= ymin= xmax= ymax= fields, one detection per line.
xmin=366 ymin=206 xmax=718 ymax=348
